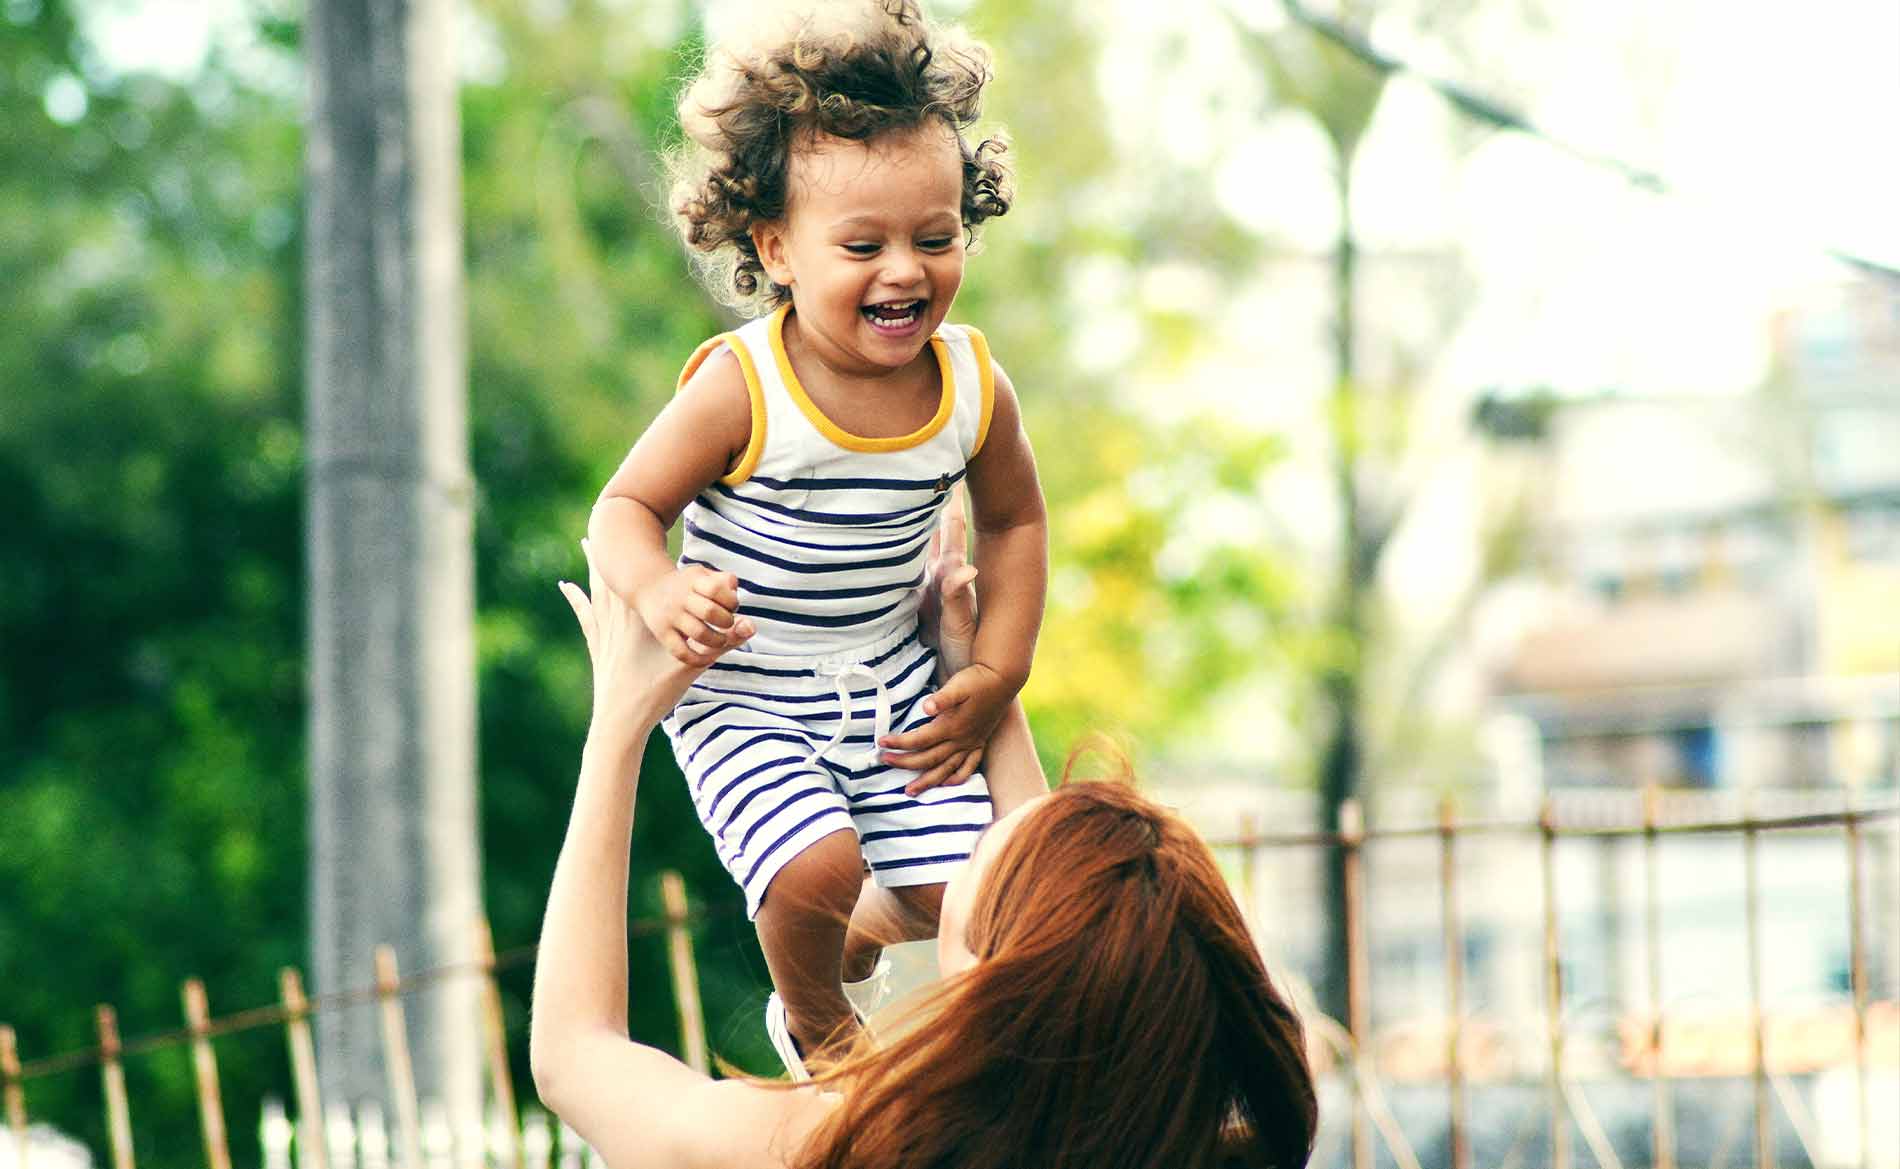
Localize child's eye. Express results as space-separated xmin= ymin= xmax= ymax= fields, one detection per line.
xmin=842 ymin=243 xmax=881 ymax=256
xmin=919 ymin=237 xmax=955 ymax=251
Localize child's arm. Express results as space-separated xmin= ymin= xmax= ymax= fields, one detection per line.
xmin=880 ymin=361 xmax=1047 ymax=792
xmin=588 ymin=349 xmax=754 ymax=667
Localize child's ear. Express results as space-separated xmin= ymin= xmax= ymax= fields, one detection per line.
xmin=750 ymin=221 xmax=794 ymax=288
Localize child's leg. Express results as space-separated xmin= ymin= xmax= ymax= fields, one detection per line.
xmin=842 ymin=880 xmax=944 ymax=981
xmin=754 ymin=827 xmax=866 ymax=1058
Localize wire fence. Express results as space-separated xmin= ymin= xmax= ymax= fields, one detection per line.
xmin=2 ymin=791 xmax=1896 ymax=1169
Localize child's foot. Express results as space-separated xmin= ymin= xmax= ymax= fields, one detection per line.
xmin=764 ymin=993 xmax=810 ymax=1082
xmin=842 ymin=955 xmax=893 ymax=1025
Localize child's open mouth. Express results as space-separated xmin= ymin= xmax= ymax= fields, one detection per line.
xmin=861 ymin=299 xmax=925 ymax=335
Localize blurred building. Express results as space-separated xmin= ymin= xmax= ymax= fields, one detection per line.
xmin=1494 ymin=267 xmax=1900 ymax=795
xmin=1158 ymin=272 xmax=1900 ymax=1149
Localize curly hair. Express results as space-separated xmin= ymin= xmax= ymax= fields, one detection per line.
xmin=668 ymin=0 xmax=1013 ymax=315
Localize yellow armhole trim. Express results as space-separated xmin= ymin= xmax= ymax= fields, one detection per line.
xmin=769 ymin=304 xmax=955 ymax=453
xmin=964 ymin=325 xmax=997 ymax=458
xmin=676 ymin=332 xmax=767 ymax=486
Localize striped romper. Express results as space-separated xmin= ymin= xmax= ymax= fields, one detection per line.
xmin=661 ymin=304 xmax=997 ymax=918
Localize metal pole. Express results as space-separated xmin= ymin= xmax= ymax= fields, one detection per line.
xmin=97 ymin=1005 xmax=136 ymax=1169
xmin=1642 ymin=786 xmax=1674 ymax=1169
xmin=1743 ymin=798 xmax=1773 ymax=1169
xmin=1844 ymin=805 xmax=1870 ymax=1169
xmin=1341 ymin=799 xmax=1372 ymax=1169
xmin=374 ymin=947 xmax=425 ymax=1169
xmin=1540 ymin=798 xmax=1568 ymax=1169
xmin=660 ymin=874 xmax=709 ymax=1075
xmin=183 ymin=980 xmax=234 ymax=1169
xmin=1438 ymin=797 xmax=1469 ymax=1169
xmin=281 ymin=968 xmax=331 ymax=1169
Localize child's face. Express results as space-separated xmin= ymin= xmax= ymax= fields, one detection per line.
xmin=755 ymin=123 xmax=967 ymax=374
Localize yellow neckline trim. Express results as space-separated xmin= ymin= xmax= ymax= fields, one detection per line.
xmin=768 ymin=304 xmax=954 ymax=453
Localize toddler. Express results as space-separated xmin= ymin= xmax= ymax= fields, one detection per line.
xmin=588 ymin=0 xmax=1047 ymax=1077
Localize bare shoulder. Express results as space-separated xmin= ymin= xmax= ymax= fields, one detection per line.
xmin=675 ymin=343 xmax=754 ymax=452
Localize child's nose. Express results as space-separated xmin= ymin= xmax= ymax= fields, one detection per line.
xmin=880 ymin=247 xmax=927 ymax=286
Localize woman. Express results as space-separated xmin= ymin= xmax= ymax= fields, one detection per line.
xmin=532 ymin=517 xmax=1317 ymax=1169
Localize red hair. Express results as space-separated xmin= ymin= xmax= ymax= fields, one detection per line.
xmin=796 ymin=781 xmax=1317 ymax=1169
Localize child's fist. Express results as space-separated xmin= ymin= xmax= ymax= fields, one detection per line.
xmin=634 ymin=565 xmax=746 ymax=667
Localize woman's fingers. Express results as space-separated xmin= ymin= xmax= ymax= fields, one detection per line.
xmin=558 ymin=580 xmax=599 ymax=657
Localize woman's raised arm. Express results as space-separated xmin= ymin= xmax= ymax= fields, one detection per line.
xmin=530 ymin=543 xmax=827 ymax=1169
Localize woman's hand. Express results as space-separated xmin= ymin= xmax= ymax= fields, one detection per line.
xmin=560 ymin=538 xmax=754 ymax=737
xmin=918 ymin=490 xmax=981 ymax=678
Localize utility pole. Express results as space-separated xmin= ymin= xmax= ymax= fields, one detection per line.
xmin=304 ymin=0 xmax=482 ymax=1121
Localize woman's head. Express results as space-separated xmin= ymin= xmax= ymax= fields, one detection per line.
xmin=803 ymin=782 xmax=1318 ymax=1169
xmin=668 ymin=0 xmax=1013 ymax=328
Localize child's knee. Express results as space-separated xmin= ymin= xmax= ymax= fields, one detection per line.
xmin=760 ymin=829 xmax=863 ymax=919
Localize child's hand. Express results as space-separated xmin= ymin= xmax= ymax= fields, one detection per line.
xmin=633 ymin=565 xmax=747 ymax=668
xmin=560 ymin=541 xmax=755 ymax=732
xmin=878 ymin=663 xmax=1013 ymax=795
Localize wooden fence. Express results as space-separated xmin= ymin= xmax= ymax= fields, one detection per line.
xmin=0 ymin=872 xmax=716 ymax=1169
xmin=3 ymin=796 xmax=1896 ymax=1169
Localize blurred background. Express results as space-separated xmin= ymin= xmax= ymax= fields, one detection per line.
xmin=2 ymin=0 xmax=1896 ymax=1166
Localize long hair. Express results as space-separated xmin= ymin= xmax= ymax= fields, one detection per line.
xmin=795 ymin=781 xmax=1318 ymax=1169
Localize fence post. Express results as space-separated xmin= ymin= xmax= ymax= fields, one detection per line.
xmin=1 ymin=1023 xmax=27 ymax=1169
xmin=96 ymin=1005 xmax=136 ymax=1169
xmin=1844 ymin=802 xmax=1872 ymax=1169
xmin=660 ymin=873 xmax=709 ymax=1075
xmin=1436 ymin=797 xmax=1469 ymax=1169
xmin=183 ymin=979 xmax=234 ymax=1169
xmin=1742 ymin=796 xmax=1773 ymax=1169
xmin=1642 ymin=785 xmax=1675 ymax=1169
xmin=1539 ymin=798 xmax=1568 ymax=1169
xmin=473 ymin=920 xmax=524 ymax=1169
xmin=373 ymin=947 xmax=425 ymax=1169
xmin=1339 ymin=799 xmax=1372 ymax=1169
xmin=280 ymin=968 xmax=331 ymax=1169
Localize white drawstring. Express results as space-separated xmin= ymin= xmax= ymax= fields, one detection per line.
xmin=813 ymin=659 xmax=891 ymax=762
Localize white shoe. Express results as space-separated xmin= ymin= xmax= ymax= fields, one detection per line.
xmin=764 ymin=993 xmax=810 ymax=1082
xmin=842 ymin=955 xmax=893 ymax=1024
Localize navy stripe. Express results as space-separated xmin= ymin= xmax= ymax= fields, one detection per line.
xmin=741 ymin=806 xmax=852 ymax=890
xmin=868 ymin=851 xmax=970 ymax=873
xmin=748 ymin=468 xmax=966 ymax=493
xmin=704 ymin=631 xmax=922 ymax=678
xmin=734 ymin=785 xmax=836 ymax=853
xmin=685 ymin=648 xmax=934 ymax=708
xmin=704 ymin=753 xmax=808 ymax=821
xmin=687 ymin=513 xmax=924 ymax=556
xmin=681 ymin=561 xmax=923 ymax=601
xmin=685 ymin=723 xmax=826 ymax=766
xmin=742 ymin=598 xmax=907 ymax=629
xmin=712 ymin=482 xmax=943 ymax=527
xmin=686 ymin=524 xmax=927 ymax=575
xmin=851 ymin=793 xmax=993 ymax=816
xmin=725 ymin=772 xmax=831 ymax=843
xmin=859 ymin=821 xmax=988 ymax=844
xmin=695 ymin=730 xmax=811 ymax=776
